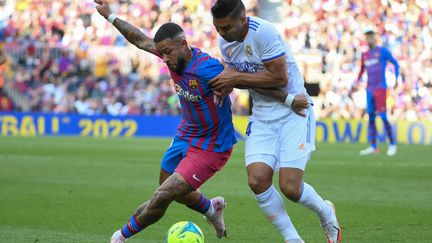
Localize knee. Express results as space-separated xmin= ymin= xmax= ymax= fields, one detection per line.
xmin=280 ymin=182 xmax=302 ymax=202
xmin=248 ymin=175 xmax=272 ymax=195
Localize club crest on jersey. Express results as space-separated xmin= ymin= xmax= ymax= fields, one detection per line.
xmin=245 ymin=45 xmax=253 ymax=57
xmin=174 ymin=84 xmax=203 ymax=102
xmin=189 ymin=79 xmax=198 ymax=90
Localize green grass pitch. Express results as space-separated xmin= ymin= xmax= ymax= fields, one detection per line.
xmin=0 ymin=137 xmax=431 ymax=242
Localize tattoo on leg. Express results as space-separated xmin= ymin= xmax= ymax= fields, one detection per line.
xmin=134 ymin=174 xmax=193 ymax=229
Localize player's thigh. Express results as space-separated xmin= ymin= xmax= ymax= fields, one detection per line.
xmin=175 ymin=146 xmax=232 ymax=191
xmin=279 ymin=156 xmax=308 ymax=188
xmin=366 ymin=90 xmax=376 ymax=114
xmin=159 ymin=168 xmax=171 ymax=185
xmin=373 ymin=88 xmax=387 ymax=113
xmin=160 ymin=137 xmax=189 ymax=178
xmin=279 ymin=108 xmax=315 ymax=168
xmin=245 ymin=118 xmax=279 ymax=169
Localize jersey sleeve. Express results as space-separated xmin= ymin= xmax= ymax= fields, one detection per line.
xmin=196 ymin=57 xmax=224 ymax=82
xmin=381 ymin=47 xmax=399 ymax=79
xmin=255 ymin=23 xmax=286 ymax=63
xmin=357 ymin=54 xmax=365 ymax=82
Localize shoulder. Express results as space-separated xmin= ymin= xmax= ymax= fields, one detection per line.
xmin=193 ymin=49 xmax=217 ymax=67
xmin=192 ymin=49 xmax=223 ymax=79
xmin=381 ymin=47 xmax=393 ymax=55
xmin=248 ymin=16 xmax=275 ymax=35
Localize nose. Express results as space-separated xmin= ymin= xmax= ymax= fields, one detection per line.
xmin=217 ymin=28 xmax=226 ymax=36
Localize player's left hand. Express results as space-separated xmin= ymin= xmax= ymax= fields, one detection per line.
xmin=213 ymin=86 xmax=233 ymax=107
xmin=291 ymin=94 xmax=309 ymax=117
xmin=94 ymin=0 xmax=111 ymax=19
xmin=208 ymin=66 xmax=237 ymax=92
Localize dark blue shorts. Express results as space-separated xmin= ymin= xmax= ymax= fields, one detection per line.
xmin=160 ymin=137 xmax=190 ymax=174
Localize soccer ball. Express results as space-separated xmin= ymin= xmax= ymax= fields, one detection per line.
xmin=166 ymin=221 xmax=204 ymax=243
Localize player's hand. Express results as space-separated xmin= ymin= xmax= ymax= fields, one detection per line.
xmin=213 ymin=86 xmax=233 ymax=107
xmin=208 ymin=66 xmax=237 ymax=92
xmin=214 ymin=94 xmax=223 ymax=107
xmin=291 ymin=94 xmax=308 ymax=117
xmin=394 ymin=75 xmax=402 ymax=90
xmin=94 ymin=0 xmax=111 ymax=19
xmin=351 ymin=80 xmax=360 ymax=92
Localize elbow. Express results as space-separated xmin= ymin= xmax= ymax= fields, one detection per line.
xmin=277 ymin=77 xmax=288 ymax=87
xmin=275 ymin=72 xmax=288 ymax=87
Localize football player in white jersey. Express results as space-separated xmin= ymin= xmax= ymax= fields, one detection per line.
xmin=209 ymin=1 xmax=341 ymax=242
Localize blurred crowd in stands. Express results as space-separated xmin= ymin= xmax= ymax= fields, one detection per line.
xmin=0 ymin=0 xmax=431 ymax=121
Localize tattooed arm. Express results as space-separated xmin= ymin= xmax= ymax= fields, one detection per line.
xmin=94 ymin=0 xmax=156 ymax=55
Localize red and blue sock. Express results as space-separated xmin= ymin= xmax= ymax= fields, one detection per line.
xmin=120 ymin=215 xmax=143 ymax=238
xmin=187 ymin=194 xmax=211 ymax=214
xmin=379 ymin=112 xmax=395 ymax=145
xmin=368 ymin=113 xmax=378 ymax=149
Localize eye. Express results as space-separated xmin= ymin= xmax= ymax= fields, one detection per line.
xmin=223 ymin=26 xmax=231 ymax=31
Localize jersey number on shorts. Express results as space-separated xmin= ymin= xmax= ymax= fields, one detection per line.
xmin=246 ymin=121 xmax=253 ymax=136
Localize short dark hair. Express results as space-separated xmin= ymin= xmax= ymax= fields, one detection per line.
xmin=365 ymin=30 xmax=375 ymax=35
xmin=154 ymin=23 xmax=184 ymax=43
xmin=211 ymin=0 xmax=245 ymax=19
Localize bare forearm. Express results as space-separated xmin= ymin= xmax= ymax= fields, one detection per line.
xmin=112 ymin=18 xmax=155 ymax=53
xmin=233 ymin=70 xmax=286 ymax=88
xmin=251 ymin=88 xmax=287 ymax=103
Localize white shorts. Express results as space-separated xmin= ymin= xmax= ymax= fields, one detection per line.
xmin=245 ymin=107 xmax=316 ymax=171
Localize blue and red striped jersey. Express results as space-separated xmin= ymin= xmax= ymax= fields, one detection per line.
xmin=168 ymin=48 xmax=237 ymax=152
xmin=358 ymin=46 xmax=399 ymax=91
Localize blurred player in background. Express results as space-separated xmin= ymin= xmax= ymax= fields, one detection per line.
xmin=94 ymin=0 xmax=237 ymax=242
xmin=355 ymin=29 xmax=399 ymax=156
xmin=209 ymin=0 xmax=341 ymax=242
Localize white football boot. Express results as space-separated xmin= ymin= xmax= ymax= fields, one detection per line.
xmin=205 ymin=196 xmax=227 ymax=238
xmin=359 ymin=146 xmax=379 ymax=155
xmin=321 ymin=200 xmax=342 ymax=243
xmin=110 ymin=230 xmax=126 ymax=243
xmin=387 ymin=145 xmax=397 ymax=156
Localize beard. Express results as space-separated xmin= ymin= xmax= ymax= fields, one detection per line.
xmin=222 ymin=36 xmax=235 ymax=42
xmin=174 ymin=53 xmax=186 ymax=74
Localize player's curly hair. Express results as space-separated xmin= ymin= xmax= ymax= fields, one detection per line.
xmin=154 ymin=23 xmax=184 ymax=43
xmin=211 ymin=0 xmax=245 ymax=19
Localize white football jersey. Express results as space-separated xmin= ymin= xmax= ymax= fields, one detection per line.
xmin=219 ymin=16 xmax=309 ymax=121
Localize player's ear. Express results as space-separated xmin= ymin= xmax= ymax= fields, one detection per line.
xmin=241 ymin=15 xmax=247 ymax=24
xmin=181 ymin=39 xmax=188 ymax=48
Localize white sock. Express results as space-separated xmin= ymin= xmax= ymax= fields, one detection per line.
xmin=298 ymin=182 xmax=332 ymax=223
xmin=204 ymin=200 xmax=215 ymax=218
xmin=255 ymin=185 xmax=301 ymax=241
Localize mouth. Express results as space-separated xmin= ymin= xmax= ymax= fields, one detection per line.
xmin=222 ymin=36 xmax=233 ymax=42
